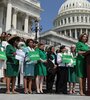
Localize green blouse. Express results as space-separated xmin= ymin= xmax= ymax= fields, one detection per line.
xmin=76 ymin=41 xmax=89 ymax=78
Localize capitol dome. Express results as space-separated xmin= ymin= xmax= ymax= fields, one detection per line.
xmin=53 ymin=0 xmax=90 ymax=42
xmin=58 ymin=0 xmax=90 ymax=15
xmin=40 ymin=0 xmax=90 ymax=49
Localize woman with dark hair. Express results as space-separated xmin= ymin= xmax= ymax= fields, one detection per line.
xmin=1 ymin=32 xmax=7 ymax=41
xmin=76 ymin=33 xmax=89 ymax=96
xmin=56 ymin=45 xmax=68 ymax=94
xmin=23 ymin=39 xmax=36 ymax=94
xmin=46 ymin=46 xmax=57 ymax=93
xmin=6 ymin=36 xmax=20 ymax=94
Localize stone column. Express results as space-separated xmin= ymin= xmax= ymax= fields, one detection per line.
xmin=60 ymin=20 xmax=61 ymax=25
xmin=64 ymin=30 xmax=66 ymax=35
xmin=63 ymin=19 xmax=65 ymax=25
xmin=12 ymin=9 xmax=17 ymax=29
xmin=83 ymin=15 xmax=85 ymax=23
xmin=75 ymin=29 xmax=77 ymax=39
xmin=86 ymin=29 xmax=88 ymax=34
xmin=75 ymin=16 xmax=77 ymax=23
xmin=49 ymin=41 xmax=52 ymax=45
xmin=70 ymin=29 xmax=72 ymax=37
xmin=80 ymin=29 xmax=82 ymax=34
xmin=87 ymin=16 xmax=89 ymax=23
xmin=24 ymin=14 xmax=29 ymax=33
xmin=79 ymin=16 xmax=81 ymax=23
xmin=0 ymin=7 xmax=4 ymax=33
xmin=6 ymin=0 xmax=12 ymax=31
xmin=66 ymin=18 xmax=68 ymax=24
xmin=70 ymin=17 xmax=72 ymax=24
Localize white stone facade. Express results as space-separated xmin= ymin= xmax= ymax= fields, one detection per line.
xmin=0 ymin=0 xmax=42 ymax=39
xmin=40 ymin=0 xmax=90 ymax=47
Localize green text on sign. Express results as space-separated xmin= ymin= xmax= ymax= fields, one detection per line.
xmin=28 ymin=51 xmax=40 ymax=61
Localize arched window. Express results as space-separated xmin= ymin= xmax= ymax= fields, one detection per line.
xmin=77 ymin=16 xmax=79 ymax=22
xmin=81 ymin=16 xmax=83 ymax=22
xmin=77 ymin=30 xmax=80 ymax=39
xmin=73 ymin=3 xmax=75 ymax=7
xmin=64 ymin=6 xmax=65 ymax=10
xmin=72 ymin=17 xmax=74 ymax=22
xmin=70 ymin=4 xmax=71 ymax=7
xmin=68 ymin=17 xmax=70 ymax=23
xmin=72 ymin=30 xmax=75 ymax=38
xmin=64 ymin=18 xmax=66 ymax=24
xmin=61 ymin=20 xmax=63 ymax=25
xmin=85 ymin=17 xmax=87 ymax=22
xmin=67 ymin=5 xmax=68 ymax=8
xmin=58 ymin=20 xmax=60 ymax=26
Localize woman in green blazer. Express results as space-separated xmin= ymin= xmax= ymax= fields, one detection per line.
xmin=6 ymin=36 xmax=20 ymax=94
xmin=76 ymin=33 xmax=89 ymax=96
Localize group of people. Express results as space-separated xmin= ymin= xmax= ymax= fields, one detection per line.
xmin=0 ymin=32 xmax=89 ymax=96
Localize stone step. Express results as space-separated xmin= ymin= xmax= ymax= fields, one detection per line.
xmin=0 ymin=82 xmax=87 ymax=92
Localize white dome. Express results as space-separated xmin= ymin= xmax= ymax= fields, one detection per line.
xmin=58 ymin=0 xmax=90 ymax=15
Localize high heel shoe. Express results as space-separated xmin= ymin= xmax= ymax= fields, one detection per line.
xmin=72 ymin=89 xmax=76 ymax=94
xmin=40 ymin=90 xmax=43 ymax=94
xmin=40 ymin=91 xmax=43 ymax=94
xmin=24 ymin=90 xmax=29 ymax=94
xmin=69 ymin=90 xmax=73 ymax=94
xmin=6 ymin=91 xmax=10 ymax=94
xmin=36 ymin=90 xmax=40 ymax=94
xmin=79 ymin=92 xmax=85 ymax=96
xmin=12 ymin=91 xmax=18 ymax=94
xmin=28 ymin=91 xmax=33 ymax=94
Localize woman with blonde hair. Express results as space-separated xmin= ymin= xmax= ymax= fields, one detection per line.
xmin=68 ymin=45 xmax=78 ymax=94
xmin=35 ymin=43 xmax=47 ymax=93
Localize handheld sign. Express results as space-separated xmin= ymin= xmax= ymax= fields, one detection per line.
xmin=28 ymin=51 xmax=40 ymax=61
xmin=0 ymin=51 xmax=7 ymax=60
xmin=62 ymin=54 xmax=72 ymax=64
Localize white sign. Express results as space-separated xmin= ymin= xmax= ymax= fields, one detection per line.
xmin=15 ymin=49 xmax=25 ymax=61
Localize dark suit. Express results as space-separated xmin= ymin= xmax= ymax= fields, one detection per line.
xmin=46 ymin=53 xmax=57 ymax=93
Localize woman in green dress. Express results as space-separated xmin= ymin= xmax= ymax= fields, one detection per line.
xmin=76 ymin=33 xmax=89 ymax=96
xmin=6 ymin=36 xmax=20 ymax=94
xmin=68 ymin=45 xmax=78 ymax=94
xmin=35 ymin=43 xmax=47 ymax=93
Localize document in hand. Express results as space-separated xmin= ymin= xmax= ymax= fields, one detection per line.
xmin=15 ymin=49 xmax=25 ymax=61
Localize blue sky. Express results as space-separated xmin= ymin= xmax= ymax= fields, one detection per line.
xmin=39 ymin=0 xmax=64 ymax=32
xmin=39 ymin=0 xmax=90 ymax=32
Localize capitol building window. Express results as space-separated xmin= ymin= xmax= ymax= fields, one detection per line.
xmin=81 ymin=16 xmax=83 ymax=22
xmin=72 ymin=17 xmax=75 ymax=22
xmin=64 ymin=18 xmax=66 ymax=24
xmin=77 ymin=16 xmax=79 ymax=22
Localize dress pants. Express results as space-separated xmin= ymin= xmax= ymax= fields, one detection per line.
xmin=46 ymin=71 xmax=56 ymax=93
xmin=56 ymin=67 xmax=68 ymax=94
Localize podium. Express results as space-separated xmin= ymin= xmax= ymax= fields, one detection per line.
xmin=84 ymin=50 xmax=90 ymax=95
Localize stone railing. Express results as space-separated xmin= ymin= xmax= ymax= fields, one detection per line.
xmin=40 ymin=31 xmax=78 ymax=43
xmin=7 ymin=28 xmax=35 ymax=39
xmin=24 ymin=0 xmax=40 ymax=7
